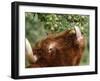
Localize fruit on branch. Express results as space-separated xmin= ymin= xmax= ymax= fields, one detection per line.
xmin=26 ymin=26 xmax=86 ymax=67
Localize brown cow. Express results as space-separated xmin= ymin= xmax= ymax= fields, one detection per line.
xmin=26 ymin=26 xmax=86 ymax=68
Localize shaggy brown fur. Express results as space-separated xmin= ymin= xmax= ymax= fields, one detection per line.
xmin=28 ymin=29 xmax=85 ymax=68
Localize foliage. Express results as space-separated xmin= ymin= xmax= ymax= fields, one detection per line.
xmin=25 ymin=12 xmax=89 ymax=65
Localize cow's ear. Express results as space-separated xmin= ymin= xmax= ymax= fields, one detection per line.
xmin=69 ymin=29 xmax=76 ymax=34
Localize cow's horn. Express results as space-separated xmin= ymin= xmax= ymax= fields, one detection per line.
xmin=74 ymin=26 xmax=82 ymax=41
xmin=25 ymin=38 xmax=37 ymax=64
